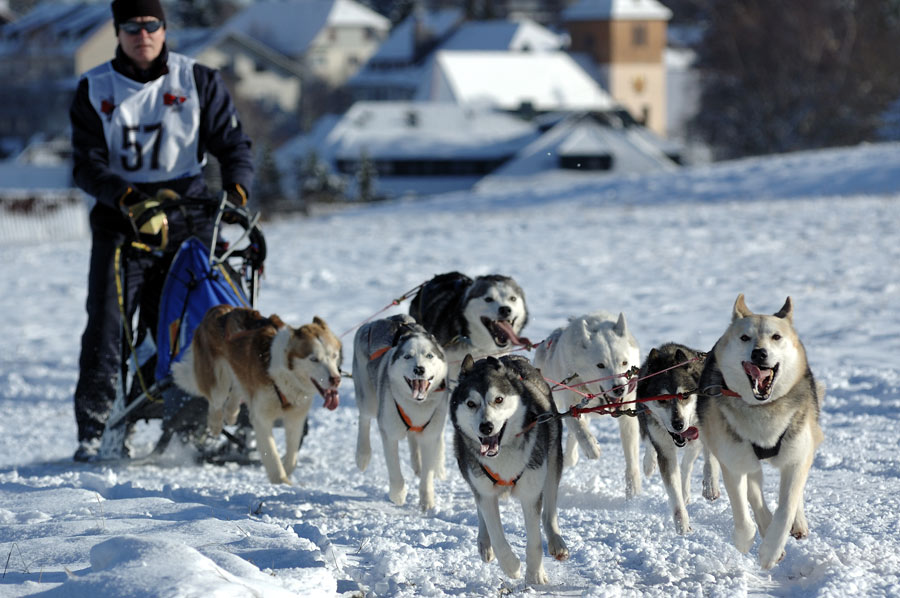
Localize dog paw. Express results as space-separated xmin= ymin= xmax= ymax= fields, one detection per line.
xmin=525 ymin=566 xmax=548 ymax=585
xmin=758 ymin=543 xmax=786 ymax=570
xmin=548 ymin=538 xmax=569 ymax=561
xmin=674 ymin=510 xmax=692 ymax=535
xmin=355 ymin=450 xmax=370 ymax=472
xmin=625 ymin=477 xmax=641 ymax=499
xmin=419 ymin=489 xmax=435 ymax=512
xmin=733 ymin=525 xmax=756 ymax=554
xmin=498 ymin=553 xmax=521 ymax=579
xmin=702 ymin=480 xmax=721 ymax=501
xmin=479 ymin=543 xmax=494 ymax=563
xmin=436 ymin=463 xmax=447 ymax=480
xmin=389 ymin=485 xmax=407 ymax=506
xmin=790 ymin=513 xmax=809 ymax=539
xmin=270 ymin=475 xmax=292 ymax=485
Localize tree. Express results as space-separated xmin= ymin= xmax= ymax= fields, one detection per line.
xmin=355 ymin=149 xmax=379 ymax=202
xmin=252 ymin=145 xmax=282 ymax=213
xmin=689 ymin=0 xmax=900 ymax=159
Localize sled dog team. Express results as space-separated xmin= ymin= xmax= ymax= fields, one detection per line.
xmin=173 ymin=271 xmax=824 ymax=582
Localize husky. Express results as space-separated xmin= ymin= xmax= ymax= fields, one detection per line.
xmin=353 ymin=314 xmax=449 ymax=510
xmin=697 ymin=294 xmax=824 ymax=569
xmin=637 ymin=343 xmax=720 ymax=534
xmin=172 ymin=305 xmax=342 ymax=484
xmin=409 ymin=272 xmax=530 ymax=386
xmin=450 ymin=354 xmax=568 ymax=585
xmin=533 ymin=312 xmax=643 ymax=498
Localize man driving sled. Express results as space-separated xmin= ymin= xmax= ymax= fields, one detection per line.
xmin=69 ymin=0 xmax=253 ymax=461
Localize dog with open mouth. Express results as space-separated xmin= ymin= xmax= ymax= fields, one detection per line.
xmin=409 ymin=272 xmax=530 ymax=388
xmin=172 ymin=305 xmax=342 ymax=484
xmin=637 ymin=342 xmax=721 ymax=534
xmin=697 ymin=294 xmax=824 ymax=569
xmin=450 ymin=354 xmax=568 ymax=585
xmin=533 ymin=311 xmax=644 ymax=498
xmin=353 ymin=314 xmax=449 ymax=510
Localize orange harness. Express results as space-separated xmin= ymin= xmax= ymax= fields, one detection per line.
xmin=394 ymin=402 xmax=435 ymax=433
xmin=480 ymin=463 xmax=523 ymax=487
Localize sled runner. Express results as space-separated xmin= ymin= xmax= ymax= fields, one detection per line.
xmin=98 ymin=194 xmax=267 ymax=462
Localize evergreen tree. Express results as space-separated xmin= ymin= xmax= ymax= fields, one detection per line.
xmin=690 ymin=0 xmax=900 ymax=159
xmin=355 ymin=149 xmax=379 ymax=202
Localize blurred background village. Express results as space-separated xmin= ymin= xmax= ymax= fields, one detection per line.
xmin=1 ymin=0 xmax=899 ymax=240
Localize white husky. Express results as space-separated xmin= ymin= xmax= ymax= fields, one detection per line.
xmin=353 ymin=315 xmax=449 ymax=510
xmin=533 ymin=312 xmax=643 ymax=498
xmin=698 ymin=294 xmax=824 ymax=569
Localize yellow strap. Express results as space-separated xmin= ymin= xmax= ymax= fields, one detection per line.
xmin=115 ymin=246 xmax=161 ymax=403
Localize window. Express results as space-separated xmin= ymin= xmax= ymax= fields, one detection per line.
xmin=632 ymin=24 xmax=647 ymax=46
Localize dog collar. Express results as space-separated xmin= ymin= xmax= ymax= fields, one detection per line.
xmin=752 ymin=429 xmax=787 ymax=460
xmin=394 ymin=401 xmax=434 ymax=433
xmin=480 ymin=463 xmax=523 ymax=487
xmin=273 ymin=382 xmax=291 ymax=409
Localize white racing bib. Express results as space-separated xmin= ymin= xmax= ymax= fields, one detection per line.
xmin=84 ymin=52 xmax=206 ymax=183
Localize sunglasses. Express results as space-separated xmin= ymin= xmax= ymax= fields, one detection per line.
xmin=120 ymin=20 xmax=164 ymax=35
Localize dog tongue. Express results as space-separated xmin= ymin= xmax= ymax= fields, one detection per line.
xmin=480 ymin=435 xmax=500 ymax=457
xmin=494 ymin=320 xmax=531 ymax=347
xmin=742 ymin=361 xmax=772 ymax=384
xmin=322 ymin=388 xmax=339 ymax=411
xmin=411 ymin=378 xmax=431 ymax=400
xmin=682 ymin=426 xmax=699 ymax=441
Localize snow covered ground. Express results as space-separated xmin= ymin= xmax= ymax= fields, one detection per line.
xmin=1 ymin=143 xmax=899 ymax=597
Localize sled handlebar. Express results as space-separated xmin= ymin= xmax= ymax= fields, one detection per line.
xmin=152 ymin=194 xmax=267 ymax=269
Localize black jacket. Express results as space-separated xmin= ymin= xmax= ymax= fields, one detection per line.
xmin=70 ymin=45 xmax=254 ymax=233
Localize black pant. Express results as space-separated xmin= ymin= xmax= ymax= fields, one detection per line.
xmin=74 ymin=208 xmax=213 ymax=442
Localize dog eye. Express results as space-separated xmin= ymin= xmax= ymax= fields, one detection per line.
xmin=494 ymin=396 xmax=504 ymax=404
xmin=404 ymin=354 xmax=412 ymax=359
xmin=772 ymin=334 xmax=782 ymax=341
xmin=310 ymin=356 xmax=319 ymax=363
xmin=426 ymin=353 xmax=433 ymax=359
xmin=484 ymin=297 xmax=494 ymax=303
xmin=622 ymin=360 xmax=628 ymax=366
xmin=509 ymin=296 xmax=517 ymax=302
xmin=466 ymin=400 xmax=477 ymax=409
xmin=596 ymin=362 xmax=606 ymax=369
xmin=740 ymin=335 xmax=751 ymax=342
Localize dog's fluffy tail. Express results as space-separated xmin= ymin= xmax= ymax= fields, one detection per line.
xmin=171 ymin=345 xmax=201 ymax=396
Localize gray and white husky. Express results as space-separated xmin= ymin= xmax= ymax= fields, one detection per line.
xmin=353 ymin=314 xmax=449 ymax=510
xmin=637 ymin=343 xmax=720 ymax=534
xmin=451 ymin=354 xmax=568 ymax=585
xmin=409 ymin=272 xmax=530 ymax=386
xmin=533 ymin=312 xmax=643 ymax=498
xmin=698 ymin=294 xmax=824 ymax=569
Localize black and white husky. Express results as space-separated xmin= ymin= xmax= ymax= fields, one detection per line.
xmin=450 ymin=354 xmax=568 ymax=585
xmin=353 ymin=314 xmax=449 ymax=510
xmin=409 ymin=272 xmax=529 ymax=385
xmin=637 ymin=343 xmax=720 ymax=534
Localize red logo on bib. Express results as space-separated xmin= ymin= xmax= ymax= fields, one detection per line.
xmin=100 ymin=99 xmax=115 ymax=119
xmin=163 ymin=93 xmax=186 ymax=106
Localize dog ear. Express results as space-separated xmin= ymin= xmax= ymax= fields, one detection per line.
xmin=774 ymin=297 xmax=793 ymax=322
xmin=614 ymin=312 xmax=628 ymax=337
xmin=460 ymin=354 xmax=476 ymax=376
xmin=732 ymin=294 xmax=753 ymax=320
xmin=647 ymin=347 xmax=660 ymax=364
xmin=674 ymin=348 xmax=688 ymax=364
xmin=313 ymin=316 xmax=327 ymax=328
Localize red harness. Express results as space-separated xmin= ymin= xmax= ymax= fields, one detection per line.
xmin=480 ymin=463 xmax=523 ymax=487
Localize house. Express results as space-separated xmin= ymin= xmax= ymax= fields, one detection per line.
xmin=562 ymin=0 xmax=673 ymax=136
xmin=0 ymin=2 xmax=115 ymax=142
xmin=349 ymin=13 xmax=568 ymax=103
xmin=168 ymin=29 xmax=303 ymax=114
xmin=415 ymin=50 xmax=617 ymax=114
xmin=274 ymin=101 xmax=541 ymax=199
xmin=476 ymin=111 xmax=679 ymax=192
xmin=221 ymin=0 xmax=390 ymax=87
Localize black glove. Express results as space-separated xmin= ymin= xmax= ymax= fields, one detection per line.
xmin=222 ymin=183 xmax=249 ymax=224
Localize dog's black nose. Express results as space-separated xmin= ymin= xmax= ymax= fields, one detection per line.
xmin=479 ymin=422 xmax=494 ymax=436
xmin=751 ymin=347 xmax=768 ymax=363
xmin=498 ymin=306 xmax=512 ymax=319
xmin=672 ymin=415 xmax=685 ymax=432
xmin=413 ymin=365 xmax=425 ymax=376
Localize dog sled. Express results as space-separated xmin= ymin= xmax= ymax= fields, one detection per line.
xmin=98 ymin=194 xmax=267 ymax=462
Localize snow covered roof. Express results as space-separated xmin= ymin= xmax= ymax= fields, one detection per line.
xmin=439 ymin=18 xmax=567 ymax=53
xmin=563 ymin=0 xmax=673 ymax=22
xmin=222 ymin=0 xmax=389 ymax=57
xmin=280 ymin=101 xmax=538 ymax=164
xmin=478 ymin=113 xmax=675 ymax=188
xmin=367 ymin=8 xmax=462 ymax=64
xmin=416 ymin=51 xmax=618 ymax=112
xmin=0 ymin=2 xmax=110 ymax=56
xmin=168 ymin=28 xmax=304 ymax=77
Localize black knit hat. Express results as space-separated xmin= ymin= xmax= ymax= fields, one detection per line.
xmin=111 ymin=0 xmax=166 ymax=25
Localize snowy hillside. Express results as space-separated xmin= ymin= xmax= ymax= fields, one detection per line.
xmin=1 ymin=143 xmax=899 ymax=597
